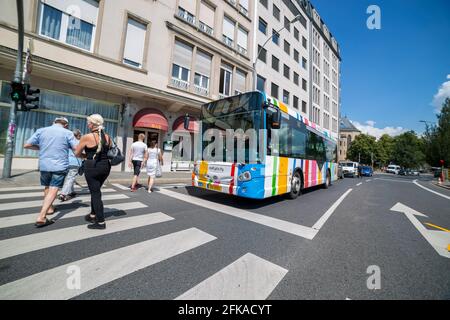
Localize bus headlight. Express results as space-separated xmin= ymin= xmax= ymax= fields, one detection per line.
xmin=238 ymin=171 xmax=252 ymax=182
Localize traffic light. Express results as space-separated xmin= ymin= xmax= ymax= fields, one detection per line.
xmin=10 ymin=81 xmax=24 ymax=103
xmin=23 ymin=84 xmax=40 ymax=111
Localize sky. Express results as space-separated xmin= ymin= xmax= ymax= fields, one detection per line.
xmin=311 ymin=0 xmax=450 ymax=138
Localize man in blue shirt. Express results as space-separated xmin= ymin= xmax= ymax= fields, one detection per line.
xmin=24 ymin=117 xmax=78 ymax=228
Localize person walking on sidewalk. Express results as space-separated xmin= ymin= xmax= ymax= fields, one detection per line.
xmin=24 ymin=117 xmax=79 ymax=228
xmin=128 ymin=133 xmax=147 ymax=192
xmin=59 ymin=129 xmax=82 ymax=201
xmin=144 ymin=140 xmax=163 ymax=193
xmin=74 ymin=114 xmax=111 ymax=230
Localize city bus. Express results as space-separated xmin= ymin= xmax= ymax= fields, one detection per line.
xmin=190 ymin=91 xmax=338 ymax=199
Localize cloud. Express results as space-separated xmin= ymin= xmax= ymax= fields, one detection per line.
xmin=432 ymin=75 xmax=450 ymax=112
xmin=351 ymin=120 xmax=406 ymax=140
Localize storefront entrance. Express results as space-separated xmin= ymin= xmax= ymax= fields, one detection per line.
xmin=133 ymin=129 xmax=160 ymax=148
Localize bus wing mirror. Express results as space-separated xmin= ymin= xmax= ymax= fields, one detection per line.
xmin=184 ymin=114 xmax=190 ymax=130
xmin=271 ymin=109 xmax=281 ymax=129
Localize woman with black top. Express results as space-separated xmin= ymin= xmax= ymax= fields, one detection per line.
xmin=75 ymin=114 xmax=111 ymax=230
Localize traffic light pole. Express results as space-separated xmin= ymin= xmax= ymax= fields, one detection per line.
xmin=2 ymin=0 xmax=24 ymax=179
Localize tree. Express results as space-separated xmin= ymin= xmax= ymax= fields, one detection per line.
xmin=392 ymin=131 xmax=425 ymax=168
xmin=423 ymin=98 xmax=450 ymax=167
xmin=347 ymin=134 xmax=376 ymax=164
xmin=375 ymin=134 xmax=395 ymax=167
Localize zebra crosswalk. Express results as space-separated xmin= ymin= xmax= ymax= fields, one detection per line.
xmin=0 ymin=184 xmax=289 ymax=300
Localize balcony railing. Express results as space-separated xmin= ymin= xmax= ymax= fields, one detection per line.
xmin=222 ymin=35 xmax=234 ymax=48
xmin=199 ymin=21 xmax=214 ymax=36
xmin=177 ymin=7 xmax=196 ymax=25
xmin=194 ymin=85 xmax=209 ymax=97
xmin=218 ymin=93 xmax=228 ymax=100
xmin=237 ymin=45 xmax=247 ymax=56
xmin=238 ymin=4 xmax=248 ymax=17
xmin=226 ymin=0 xmax=237 ymax=8
xmin=171 ymin=78 xmax=189 ymax=91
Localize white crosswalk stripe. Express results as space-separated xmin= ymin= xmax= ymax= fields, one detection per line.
xmin=111 ymin=183 xmax=129 ymax=190
xmin=0 ymin=194 xmax=129 ymax=212
xmin=0 ymin=228 xmax=216 ymax=300
xmin=0 ymin=202 xmax=147 ymax=229
xmin=0 ymin=212 xmax=173 ymax=260
xmin=176 ymin=253 xmax=288 ymax=300
xmin=0 ymin=188 xmax=116 ymax=200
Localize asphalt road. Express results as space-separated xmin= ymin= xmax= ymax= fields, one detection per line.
xmin=0 ymin=173 xmax=449 ymax=300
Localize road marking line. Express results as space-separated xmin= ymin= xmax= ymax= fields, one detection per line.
xmin=0 ymin=189 xmax=115 ymax=200
xmin=0 ymin=202 xmax=147 ymax=229
xmin=425 ymin=223 xmax=450 ymax=233
xmin=158 ymin=188 xmax=317 ymax=239
xmin=0 ymin=228 xmax=215 ymax=300
xmin=367 ymin=179 xmax=372 ymax=182
xmin=413 ymin=180 xmax=450 ymax=200
xmin=0 ymin=212 xmax=173 ymax=260
xmin=111 ymin=183 xmax=129 ymax=190
xmin=356 ymin=182 xmax=362 ymax=186
xmin=0 ymin=194 xmax=129 ymax=212
xmin=0 ymin=186 xmax=90 ymax=192
xmin=312 ymin=189 xmax=353 ymax=230
xmin=176 ymin=253 xmax=287 ymax=300
xmin=391 ymin=203 xmax=450 ymax=258
xmin=373 ymin=178 xmax=412 ymax=183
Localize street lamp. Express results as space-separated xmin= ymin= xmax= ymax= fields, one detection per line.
xmin=252 ymin=15 xmax=303 ymax=91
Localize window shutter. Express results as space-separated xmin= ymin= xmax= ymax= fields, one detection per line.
xmin=123 ymin=18 xmax=147 ymax=66
xmin=199 ymin=1 xmax=214 ymax=28
xmin=173 ymin=40 xmax=193 ymax=69
xmin=195 ymin=50 xmax=212 ymax=77
xmin=237 ymin=27 xmax=248 ymax=50
xmin=223 ymin=17 xmax=235 ymax=40
xmin=235 ymin=69 xmax=246 ymax=93
xmin=179 ymin=0 xmax=196 ymax=14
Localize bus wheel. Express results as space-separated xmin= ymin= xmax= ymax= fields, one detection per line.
xmin=323 ymin=172 xmax=331 ymax=189
xmin=288 ymin=171 xmax=302 ymax=199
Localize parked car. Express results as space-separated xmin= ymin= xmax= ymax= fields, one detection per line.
xmin=409 ymin=169 xmax=420 ymax=176
xmin=398 ymin=168 xmax=407 ymax=176
xmin=361 ymin=166 xmax=373 ymax=177
xmin=340 ymin=161 xmax=359 ymax=178
xmin=386 ymin=165 xmax=401 ymax=174
xmin=338 ymin=164 xmax=345 ymax=179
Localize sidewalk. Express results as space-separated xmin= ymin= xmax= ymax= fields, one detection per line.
xmin=432 ymin=181 xmax=450 ymax=190
xmin=0 ymin=169 xmax=192 ymax=188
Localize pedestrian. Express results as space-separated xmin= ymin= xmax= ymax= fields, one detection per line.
xmin=144 ymin=140 xmax=163 ymax=193
xmin=74 ymin=114 xmax=111 ymax=230
xmin=59 ymin=129 xmax=82 ymax=201
xmin=24 ymin=117 xmax=78 ymax=228
xmin=128 ymin=133 xmax=148 ymax=192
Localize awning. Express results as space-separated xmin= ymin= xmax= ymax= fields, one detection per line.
xmin=133 ymin=108 xmax=168 ymax=131
xmin=172 ymin=116 xmax=199 ymax=133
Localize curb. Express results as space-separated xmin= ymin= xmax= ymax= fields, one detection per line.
xmin=432 ymin=182 xmax=450 ymax=190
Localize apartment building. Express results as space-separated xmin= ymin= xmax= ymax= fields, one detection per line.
xmin=255 ymin=0 xmax=341 ymax=140
xmin=0 ymin=0 xmax=255 ymax=171
xmin=338 ymin=116 xmax=361 ymax=162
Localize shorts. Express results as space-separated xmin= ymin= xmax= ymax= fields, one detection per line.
xmin=40 ymin=170 xmax=68 ymax=188
xmin=132 ymin=160 xmax=142 ymax=176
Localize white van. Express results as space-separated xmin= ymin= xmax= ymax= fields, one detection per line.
xmin=386 ymin=165 xmax=401 ymax=174
xmin=340 ymin=161 xmax=359 ymax=178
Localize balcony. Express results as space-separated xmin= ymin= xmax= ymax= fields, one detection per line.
xmin=222 ymin=35 xmax=234 ymax=48
xmin=171 ymin=78 xmax=189 ymax=91
xmin=199 ymin=21 xmax=214 ymax=36
xmin=177 ymin=7 xmax=196 ymax=26
xmin=236 ymin=45 xmax=247 ymax=56
xmin=238 ymin=4 xmax=248 ymax=17
xmin=193 ymin=85 xmax=209 ymax=97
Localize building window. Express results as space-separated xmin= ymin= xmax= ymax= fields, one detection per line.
xmin=219 ymin=63 xmax=233 ymax=97
xmin=302 ymin=78 xmax=307 ymax=91
xmin=257 ymin=75 xmax=266 ymax=92
xmin=272 ymin=29 xmax=280 ymax=45
xmin=258 ymin=45 xmax=267 ymax=63
xmin=272 ymin=55 xmax=279 ymax=72
xmin=302 ymin=36 xmax=307 ymax=49
xmin=199 ymin=1 xmax=215 ymax=36
xmin=283 ymin=64 xmax=290 ymax=79
xmin=302 ymin=100 xmax=307 ymax=113
xmin=284 ymin=17 xmax=290 ymax=32
xmin=237 ymin=26 xmax=248 ymax=55
xmin=258 ymin=17 xmax=267 ymax=35
xmin=177 ymin=6 xmax=196 ymax=25
xmin=283 ymin=90 xmax=289 ymax=105
xmin=234 ymin=69 xmax=246 ymax=95
xmin=294 ymin=27 xmax=299 ymax=41
xmin=238 ymin=0 xmax=249 ymax=16
xmin=284 ymin=40 xmax=290 ymax=56
xmin=294 ymin=49 xmax=299 ymax=63
xmin=271 ymin=83 xmax=279 ymax=99
xmin=171 ymin=39 xmax=193 ymax=90
xmin=302 ymin=57 xmax=307 ymax=69
xmin=123 ymin=18 xmax=147 ymax=68
xmin=273 ymin=5 xmax=280 ymax=21
xmin=260 ymin=0 xmax=268 ymax=9
xmin=193 ymin=50 xmax=212 ymax=96
xmin=38 ymin=1 xmax=99 ymax=52
xmin=293 ymin=72 xmax=299 ymax=85
xmin=293 ymin=96 xmax=299 ymax=109
xmin=222 ymin=16 xmax=235 ymax=48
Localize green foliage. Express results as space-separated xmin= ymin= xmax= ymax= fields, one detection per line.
xmin=391 ymin=131 xmax=425 ymax=168
xmin=347 ymin=134 xmax=376 ymax=164
xmin=375 ymin=134 xmax=395 ymax=167
xmin=423 ymin=98 xmax=450 ymax=167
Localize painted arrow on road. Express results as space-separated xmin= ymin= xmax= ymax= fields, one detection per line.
xmin=390 ymin=203 xmax=450 ymax=259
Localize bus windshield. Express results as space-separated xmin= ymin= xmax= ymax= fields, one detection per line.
xmin=200 ymin=92 xmax=264 ymax=163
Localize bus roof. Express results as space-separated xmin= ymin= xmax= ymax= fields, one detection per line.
xmin=260 ymin=91 xmax=337 ymax=142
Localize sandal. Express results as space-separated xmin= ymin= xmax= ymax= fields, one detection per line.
xmin=35 ymin=218 xmax=54 ymax=228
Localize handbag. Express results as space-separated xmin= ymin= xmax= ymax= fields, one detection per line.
xmin=155 ymin=148 xmax=162 ymax=177
xmin=77 ymin=160 xmax=85 ymax=176
xmin=107 ymin=137 xmax=125 ymax=166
